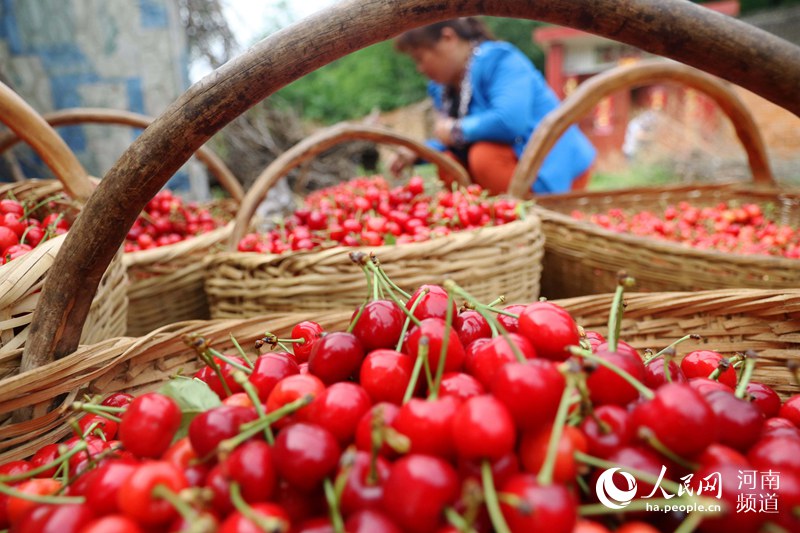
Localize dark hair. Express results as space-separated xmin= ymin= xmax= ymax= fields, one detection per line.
xmin=394 ymin=17 xmax=495 ymax=53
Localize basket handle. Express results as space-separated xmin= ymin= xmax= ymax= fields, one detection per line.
xmin=228 ymin=122 xmax=471 ymax=248
xmin=508 ymin=60 xmax=776 ymax=198
xmin=20 ymin=0 xmax=800 ymax=372
xmin=0 ymin=83 xmax=94 ymax=202
xmin=0 ymin=107 xmax=245 ymax=203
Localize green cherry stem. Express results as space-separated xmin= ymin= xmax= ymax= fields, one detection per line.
xmin=482 ymin=461 xmax=512 ymax=533
xmin=373 ymin=257 xmax=411 ymax=299
xmin=323 ymin=478 xmax=346 ymax=533
xmin=364 ymin=260 xmax=421 ymax=328
xmin=606 ymin=273 xmax=635 ymax=353
xmin=637 ymin=427 xmax=699 ymax=471
xmin=395 ymin=288 xmax=429 ymax=352
xmin=428 ymin=290 xmax=455 ymax=401
xmin=0 ymin=481 xmax=84 ymax=505
xmin=151 ymin=484 xmax=198 ymax=523
xmin=569 ymin=346 xmax=655 ymax=401
xmin=537 ymin=373 xmax=576 ymax=486
xmin=445 ymin=507 xmax=476 ymax=533
xmin=735 ymin=351 xmax=758 ymax=399
xmin=643 ymin=334 xmax=701 ymax=365
xmin=218 ymin=395 xmax=312 ymax=454
xmin=0 ymin=442 xmax=87 ymax=483
xmin=229 ymin=334 xmax=254 ymax=368
xmin=233 ymin=371 xmax=274 ymax=444
xmin=206 ymin=346 xmax=253 ymax=375
xmin=403 ymin=336 xmax=429 ymax=404
xmin=229 ymin=482 xmax=288 ymax=532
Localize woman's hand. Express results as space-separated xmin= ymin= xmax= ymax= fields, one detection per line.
xmin=389 ymin=146 xmax=417 ymax=177
xmin=433 ymin=115 xmax=456 ymax=146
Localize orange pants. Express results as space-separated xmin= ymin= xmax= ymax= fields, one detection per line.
xmin=440 ymin=141 xmax=591 ymax=194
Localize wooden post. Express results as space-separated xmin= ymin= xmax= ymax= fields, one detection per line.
xmin=21 ymin=0 xmax=800 ymax=373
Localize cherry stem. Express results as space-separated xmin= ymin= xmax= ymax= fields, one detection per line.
xmin=643 ymin=334 xmax=701 ymax=365
xmin=364 ymin=260 xmax=421 ymax=328
xmin=428 ymin=290 xmax=455 ymax=401
xmin=445 ymin=506 xmax=476 ymax=533
xmin=403 ymin=335 xmax=429 ymax=404
xmin=230 ymin=334 xmax=254 ymax=368
xmin=220 ymin=395 xmax=312 ymax=454
xmin=734 ymin=351 xmax=758 ymax=399
xmin=606 ymin=273 xmax=635 ymax=353
xmin=537 ymin=374 xmax=576 ymax=486
xmin=70 ymin=402 xmax=123 ymax=423
xmin=0 ymin=442 xmax=87 ymax=483
xmin=233 ymin=371 xmax=274 ymax=444
xmin=368 ymin=406 xmax=385 ymax=486
xmin=707 ymin=358 xmax=732 ymax=383
xmin=487 ymin=296 xmax=506 ymax=308
xmin=570 ymin=346 xmax=655 ymax=401
xmin=373 ymin=257 xmax=411 ymax=299
xmin=229 ymin=482 xmax=288 ymax=533
xmin=152 ymin=484 xmax=198 ymax=523
xmin=395 ymin=288 xmax=429 ymax=352
xmin=323 ymin=478 xmax=346 ymax=533
xmin=206 ymin=346 xmax=253 ymax=375
xmin=638 ymin=427 xmax=699 ymax=471
xmin=0 ymin=480 xmax=84 ymax=505
xmin=443 ymin=280 xmax=525 ymax=363
xmin=662 ymin=347 xmax=677 ymax=384
xmin=481 ymin=461 xmax=512 ymax=533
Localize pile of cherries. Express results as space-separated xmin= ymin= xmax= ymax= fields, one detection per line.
xmin=1 ymin=264 xmax=799 ymax=533
xmin=0 ymin=196 xmax=71 ymax=265
xmin=124 ymin=190 xmax=228 ymax=253
xmin=573 ymin=201 xmax=800 ymax=258
xmin=237 ymin=176 xmax=522 ymax=254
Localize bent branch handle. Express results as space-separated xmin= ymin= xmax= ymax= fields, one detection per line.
xmin=22 ymin=0 xmax=800 ymax=372
xmin=0 ymin=83 xmax=93 ymax=201
xmin=228 ymin=122 xmax=470 ymax=248
xmin=509 ymin=60 xmax=776 ymax=198
xmin=0 ymin=107 xmax=244 ymax=203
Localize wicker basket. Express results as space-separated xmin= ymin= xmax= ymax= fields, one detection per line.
xmin=506 ymin=60 xmax=794 ymax=298
xmin=3 ymin=288 xmax=799 ymax=462
xmin=204 ymin=123 xmax=545 ymax=318
xmin=0 ymin=88 xmax=128 ymax=354
xmin=0 ymin=107 xmax=246 ymax=336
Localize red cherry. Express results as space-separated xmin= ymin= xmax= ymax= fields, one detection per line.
xmin=382 ymin=454 xmax=459 ymax=533
xmin=704 ymin=389 xmax=764 ymax=452
xmin=84 ymin=458 xmax=139 ymax=516
xmin=344 ymin=509 xmax=402 ymax=533
xmin=405 ymin=285 xmax=456 ymax=321
xmin=355 ymin=402 xmax=401 ymax=459
xmin=695 ymin=443 xmax=750 ymax=470
xmin=491 ymin=360 xmax=565 ymax=432
xmin=339 ymin=450 xmax=390 ymax=516
xmin=359 ymin=349 xmax=414 ymax=405
xmin=745 ymin=382 xmax=781 ymax=418
xmin=222 ymin=440 xmax=277 ymax=504
xmin=218 ymin=502 xmax=291 ymax=533
xmin=499 ymin=474 xmax=577 ymax=533
xmin=464 ymin=333 xmax=535 ymax=389
xmin=643 ymin=358 xmax=686 ymax=389
xmin=496 ymin=304 xmax=527 ymax=333
xmin=748 ymin=436 xmax=800 ymax=476
xmin=393 ymin=396 xmax=459 ymax=459
xmin=350 ymin=300 xmax=405 ymax=352
xmin=306 ymin=382 xmax=372 ymax=446
xmin=517 ymin=301 xmax=580 ymax=361
xmin=193 ymin=356 xmax=246 ymax=399
xmin=680 ymin=350 xmax=736 ymax=389
xmin=579 ymin=404 xmax=634 ymax=459
xmin=266 ymin=373 xmax=326 ymax=428
xmin=308 ymin=332 xmax=364 ymax=385
xmin=273 ymin=423 xmax=341 ymax=492
xmin=438 ymin=372 xmax=485 ymax=402
xmin=117 ymin=461 xmax=188 ymax=527
xmin=12 ymin=503 xmax=94 ymax=533
xmin=519 ymin=425 xmax=586 ymax=484
xmin=188 ymin=405 xmax=258 ymax=458
xmin=453 ymin=310 xmax=491 ymax=347
xmin=80 ymin=515 xmax=144 ymax=533
xmin=249 ymin=352 xmax=299 ymax=401
xmin=291 ymin=321 xmax=324 ymax=363
xmin=779 ymin=394 xmax=800 ymax=428
xmin=585 ymin=349 xmax=646 ymax=406
xmin=118 ymin=392 xmax=181 ymax=459
xmin=451 ymin=394 xmax=516 ymax=461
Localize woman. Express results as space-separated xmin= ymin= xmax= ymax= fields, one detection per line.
xmin=389 ymin=18 xmax=596 ymax=195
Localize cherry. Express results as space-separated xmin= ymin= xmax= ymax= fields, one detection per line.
xmin=359 ymin=349 xmax=414 ymax=405
xmin=291 ymin=321 xmax=324 ymax=363
xmin=393 ymin=396 xmax=459 ymax=458
xmin=496 ymin=303 xmax=527 ymax=333
xmin=305 ymin=381 xmax=372 ymax=446
xmin=273 ymin=423 xmax=341 ymax=492
xmin=102 ymin=392 xmax=134 ymax=408
xmin=404 ymin=318 xmax=466 ymax=375
xmin=689 ymin=463 xmax=766 ymax=533
xmin=602 ymin=446 xmax=666 ymax=500
xmin=491 ymin=359 xmax=565 ymax=432
xmin=643 ymin=358 xmax=686 ymax=388
xmin=464 ymin=333 xmax=535 ymax=389
xmin=519 ymin=425 xmax=587 ymax=484
xmin=118 ymin=392 xmax=181 ymax=459
xmin=222 ymin=440 xmax=277 ymax=503
xmin=451 ymin=395 xmax=516 ymax=461
xmin=458 ymin=451 xmax=520 ymax=489
xmin=29 ymin=445 xmax=60 ymax=478
xmin=747 ymin=436 xmax=800 ymax=476
xmin=695 ymin=443 xmax=750 ymax=470
xmin=438 ymin=372 xmax=485 ymax=402
xmin=291 ymin=517 xmax=333 ymax=533
xmin=77 ymin=413 xmax=118 ymax=440
xmin=517 ymin=301 xmax=580 ymax=361
xmin=308 ymin=332 xmax=365 ymax=385
xmin=704 ymin=389 xmax=764 ymax=452
xmin=680 ymin=350 xmax=736 ymax=388
xmin=779 ymin=394 xmax=800 ymax=428
xmin=579 ymin=404 xmax=634 ymax=459
xmin=84 ymin=458 xmax=139 ymax=516
xmin=117 ymin=461 xmax=188 ymax=527
xmin=249 ymin=352 xmax=300 ymax=401
xmin=5 ymin=478 xmax=62 ymax=526
xmin=217 ymin=502 xmax=290 ymax=533
xmin=12 ymin=503 xmax=94 ymax=533
xmin=453 ymin=310 xmax=491 ymax=347
xmin=584 ymin=330 xmax=606 ymax=351
xmin=80 ymin=515 xmax=145 ymax=533
xmin=344 ymin=509 xmax=402 ymax=533
xmin=687 ymin=376 xmax=733 ymax=396
xmin=405 ymin=284 xmax=456 ymax=321
xmin=193 ymin=355 xmax=246 ymax=399
xmin=761 ymin=417 xmax=800 ymax=440
xmin=188 ymin=405 xmax=258 ymax=458
xmin=633 ymin=382 xmax=717 ymax=458
xmin=499 ymin=474 xmax=577 ymax=533
xmin=355 ymin=402 xmax=401 ymax=459
xmin=350 ymin=300 xmax=405 ymax=351
xmin=382 ymin=454 xmax=459 ymax=533
xmin=585 ymin=349 xmax=646 ymax=406
xmin=339 ymin=450 xmax=390 ymax=516
xmin=745 ymin=381 xmax=781 ymax=418
xmin=265 ymin=373 xmax=326 ymax=428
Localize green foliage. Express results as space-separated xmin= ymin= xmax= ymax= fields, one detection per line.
xmin=272 ymin=18 xmax=547 ymax=124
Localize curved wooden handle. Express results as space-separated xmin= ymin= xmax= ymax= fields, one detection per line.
xmin=0 ymin=107 xmax=244 ymax=203
xmin=0 ymin=83 xmax=93 ymax=202
xmin=509 ymin=60 xmax=776 ymax=198
xmin=228 ymin=122 xmax=470 ymax=248
xmin=22 ymin=0 xmax=800 ymax=372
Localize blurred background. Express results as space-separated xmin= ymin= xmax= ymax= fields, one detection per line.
xmin=0 ymin=0 xmax=798 ymax=206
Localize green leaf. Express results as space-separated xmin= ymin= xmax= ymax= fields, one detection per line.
xmin=384 ymin=233 xmax=396 ymax=245
xmin=159 ymin=378 xmax=221 ymax=440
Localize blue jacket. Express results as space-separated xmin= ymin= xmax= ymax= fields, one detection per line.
xmin=427 ymin=41 xmax=596 ymax=194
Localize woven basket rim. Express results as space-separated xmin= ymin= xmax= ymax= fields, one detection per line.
xmin=534 ymin=183 xmax=800 ymax=269
xmin=209 ymin=211 xmax=541 ymax=266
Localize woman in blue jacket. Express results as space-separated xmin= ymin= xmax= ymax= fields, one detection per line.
xmin=390 ymin=18 xmax=596 ymax=195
